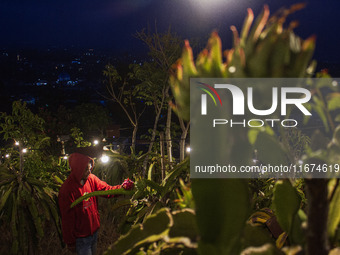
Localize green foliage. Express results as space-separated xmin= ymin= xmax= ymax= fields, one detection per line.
xmin=130 ymin=62 xmax=169 ymax=107
xmin=272 ymin=180 xmax=301 ymax=239
xmin=0 ymin=101 xmax=66 ymax=253
xmin=3 ymin=3 xmax=340 ymax=255
xmin=329 ymin=182 xmax=340 ymax=239
xmin=70 ymin=127 xmax=91 ymax=147
xmin=303 ymin=75 xmax=339 ymax=133
xmin=73 ymin=103 xmax=110 ymax=136
xmin=166 ymin=4 xmax=316 ymax=255
xmin=76 ymin=151 xmax=190 ymax=246
xmin=166 ymin=3 xmax=340 ymax=255
xmin=326 ymin=128 xmax=340 ymax=242
xmin=174 ymin=179 xmax=195 ymax=210
xmin=105 ymin=208 xmax=198 ymax=255
xmin=0 ymin=101 xmax=49 ymax=149
xmin=254 ymin=131 xmax=288 ymax=167
xmin=0 ymin=165 xmax=62 ymax=254
xmin=71 ymin=188 xmax=135 ymax=208
xmin=130 ymin=30 xmax=181 ymax=109
xmin=136 ymin=27 xmax=182 ymax=73
xmin=103 ymin=64 xmax=145 ymax=152
xmin=242 ymin=223 xmax=276 ymax=250
xmin=192 ymin=179 xmax=250 ymax=255
xmin=38 ymin=105 xmax=73 ymax=136
xmin=279 ymin=128 xmax=311 ymax=163
xmin=106 ymin=208 xmax=173 ymax=255
xmin=95 ymin=148 xmax=150 ymax=185
xmin=94 ymin=152 xmax=130 ymax=186
xmin=103 ymin=64 xmax=142 ymax=110
xmin=249 ymin=179 xmax=276 ymax=210
xmin=120 ymin=159 xmax=189 ymax=228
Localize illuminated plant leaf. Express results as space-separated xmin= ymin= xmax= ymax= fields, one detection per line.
xmin=327 ymin=93 xmax=340 ymax=111
xmin=272 ymin=180 xmax=300 ymax=235
xmin=71 ymin=189 xmax=134 ymax=208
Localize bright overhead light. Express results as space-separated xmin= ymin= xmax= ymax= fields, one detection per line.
xmin=186 ymin=147 xmax=191 ymax=153
xmin=188 ymin=0 xmax=233 ymax=15
xmin=93 ymin=140 xmax=99 ymax=145
xmin=22 ymin=148 xmax=28 ymax=153
xmin=100 ymin=155 xmax=109 ymax=164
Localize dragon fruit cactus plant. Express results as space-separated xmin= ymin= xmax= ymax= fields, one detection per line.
xmin=169 ymin=3 xmax=315 ymax=121
xmin=169 ymin=4 xmax=319 ymax=255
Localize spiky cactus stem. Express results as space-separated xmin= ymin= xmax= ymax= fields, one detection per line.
xmin=170 ymin=3 xmax=322 ymax=254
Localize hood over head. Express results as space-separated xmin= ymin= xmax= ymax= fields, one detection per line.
xmin=68 ymin=153 xmax=94 ymax=183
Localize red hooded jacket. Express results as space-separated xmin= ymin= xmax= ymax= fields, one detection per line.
xmin=58 ymin=153 xmax=121 ymax=246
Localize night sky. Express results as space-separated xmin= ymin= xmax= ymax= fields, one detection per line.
xmin=1 ymin=0 xmax=340 ymax=62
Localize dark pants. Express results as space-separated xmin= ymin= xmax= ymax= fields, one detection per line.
xmin=76 ymin=230 xmax=98 ymax=255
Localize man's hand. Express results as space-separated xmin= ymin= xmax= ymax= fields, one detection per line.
xmin=122 ymin=178 xmax=134 ymax=190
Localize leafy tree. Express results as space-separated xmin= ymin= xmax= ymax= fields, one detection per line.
xmin=0 ymin=101 xmax=49 ymax=152
xmin=73 ymin=103 xmax=110 ymax=137
xmin=103 ymin=65 xmax=146 ymax=152
xmin=130 ymin=62 xmax=169 ymax=155
xmin=39 ymin=105 xmax=74 ymax=136
xmin=135 ymin=27 xmax=183 ymax=171
xmin=70 ymin=127 xmax=92 ymax=148
xmin=0 ymin=101 xmax=63 ymax=254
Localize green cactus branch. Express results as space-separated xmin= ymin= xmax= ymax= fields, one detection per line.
xmin=70 ymin=188 xmax=135 ymax=208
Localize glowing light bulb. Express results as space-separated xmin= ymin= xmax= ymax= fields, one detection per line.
xmin=101 ymin=155 xmax=109 ymax=163
xmin=228 ymin=66 xmax=236 ymax=73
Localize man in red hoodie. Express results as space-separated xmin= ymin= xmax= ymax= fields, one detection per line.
xmin=58 ymin=153 xmax=125 ymax=254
